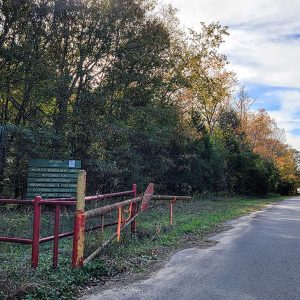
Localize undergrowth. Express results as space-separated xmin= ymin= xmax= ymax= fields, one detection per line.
xmin=0 ymin=195 xmax=285 ymax=299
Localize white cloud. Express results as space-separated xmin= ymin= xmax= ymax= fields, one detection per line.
xmin=167 ymin=0 xmax=300 ymax=31
xmin=269 ymin=90 xmax=300 ymax=150
xmin=163 ymin=0 xmax=300 ymax=150
xmin=286 ymin=134 xmax=300 ymax=151
xmin=222 ymin=29 xmax=300 ymax=88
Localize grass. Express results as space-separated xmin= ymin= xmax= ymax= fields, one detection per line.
xmin=0 ymin=194 xmax=286 ymax=299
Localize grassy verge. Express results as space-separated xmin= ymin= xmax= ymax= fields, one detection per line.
xmin=0 ymin=195 xmax=285 ymax=299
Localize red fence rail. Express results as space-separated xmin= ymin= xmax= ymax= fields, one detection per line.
xmin=0 ymin=171 xmax=136 ymax=269
xmin=71 ymin=178 xmax=191 ymax=268
xmin=1 ymin=169 xmax=191 ymax=269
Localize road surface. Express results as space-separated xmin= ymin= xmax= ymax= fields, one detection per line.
xmin=82 ymin=197 xmax=300 ymax=300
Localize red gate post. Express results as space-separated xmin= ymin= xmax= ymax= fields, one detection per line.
xmin=133 ymin=183 xmax=137 ymax=198
xmin=53 ymin=204 xmax=60 ymax=268
xmin=31 ymin=196 xmax=42 ymax=269
xmin=72 ymin=170 xmax=86 ymax=268
xmin=131 ymin=184 xmax=137 ymax=234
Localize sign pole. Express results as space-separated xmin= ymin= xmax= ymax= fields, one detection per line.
xmin=72 ymin=170 xmax=86 ymax=268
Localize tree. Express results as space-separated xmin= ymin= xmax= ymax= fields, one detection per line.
xmin=238 ymin=107 xmax=299 ymax=195
xmin=0 ymin=0 xmax=297 ymax=197
xmin=176 ymin=22 xmax=236 ymax=134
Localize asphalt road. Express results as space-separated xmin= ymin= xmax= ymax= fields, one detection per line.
xmin=83 ymin=197 xmax=300 ymax=300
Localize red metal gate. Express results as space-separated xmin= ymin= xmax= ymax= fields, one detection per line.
xmin=0 ymin=170 xmax=191 ymax=269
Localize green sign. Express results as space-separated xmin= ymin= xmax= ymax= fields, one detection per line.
xmin=26 ymin=159 xmax=81 ymax=199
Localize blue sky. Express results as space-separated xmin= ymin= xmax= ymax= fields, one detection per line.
xmin=164 ymin=0 xmax=300 ymax=150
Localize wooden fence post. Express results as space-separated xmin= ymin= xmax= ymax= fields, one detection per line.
xmin=72 ymin=170 xmax=86 ymax=268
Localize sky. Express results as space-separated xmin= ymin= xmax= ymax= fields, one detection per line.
xmin=163 ymin=0 xmax=300 ymax=150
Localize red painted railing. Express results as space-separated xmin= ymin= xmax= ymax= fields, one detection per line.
xmin=1 ymin=170 xmax=191 ymax=269
xmin=71 ymin=180 xmax=191 ymax=268
xmin=0 ymin=180 xmax=136 ymax=269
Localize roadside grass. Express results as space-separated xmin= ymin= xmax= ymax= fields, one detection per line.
xmin=0 ymin=195 xmax=285 ymax=299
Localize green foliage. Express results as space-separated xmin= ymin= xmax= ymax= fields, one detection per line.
xmin=214 ymin=110 xmax=279 ymax=195
xmin=277 ymin=178 xmax=298 ymax=196
xmin=0 ymin=0 xmax=294 ymax=197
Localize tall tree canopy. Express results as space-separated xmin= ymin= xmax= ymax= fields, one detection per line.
xmin=0 ymin=0 xmax=298 ymax=197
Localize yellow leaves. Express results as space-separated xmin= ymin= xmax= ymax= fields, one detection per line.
xmin=242 ymin=108 xmax=299 ymax=182
xmin=243 ymin=109 xmax=284 ymax=159
xmin=275 ymin=148 xmax=298 ymax=181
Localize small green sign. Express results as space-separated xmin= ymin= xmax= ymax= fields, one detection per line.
xmin=26 ymin=159 xmax=81 ymax=199
xmin=27 ymin=187 xmax=77 ymax=193
xmin=26 ymin=193 xmax=76 ymax=199
xmin=28 ymin=172 xmax=78 ymax=179
xmin=29 ymin=159 xmax=81 ymax=168
xmin=29 ymin=167 xmax=78 ymax=173
xmin=28 ymin=182 xmax=77 ymax=188
xmin=27 ymin=177 xmax=77 ymax=183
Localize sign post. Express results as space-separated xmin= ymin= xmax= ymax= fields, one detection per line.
xmin=72 ymin=170 xmax=86 ymax=268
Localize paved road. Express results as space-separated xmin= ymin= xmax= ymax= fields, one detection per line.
xmin=83 ymin=197 xmax=300 ymax=300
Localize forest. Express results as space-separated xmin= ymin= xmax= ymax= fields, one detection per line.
xmin=0 ymin=0 xmax=299 ymax=198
